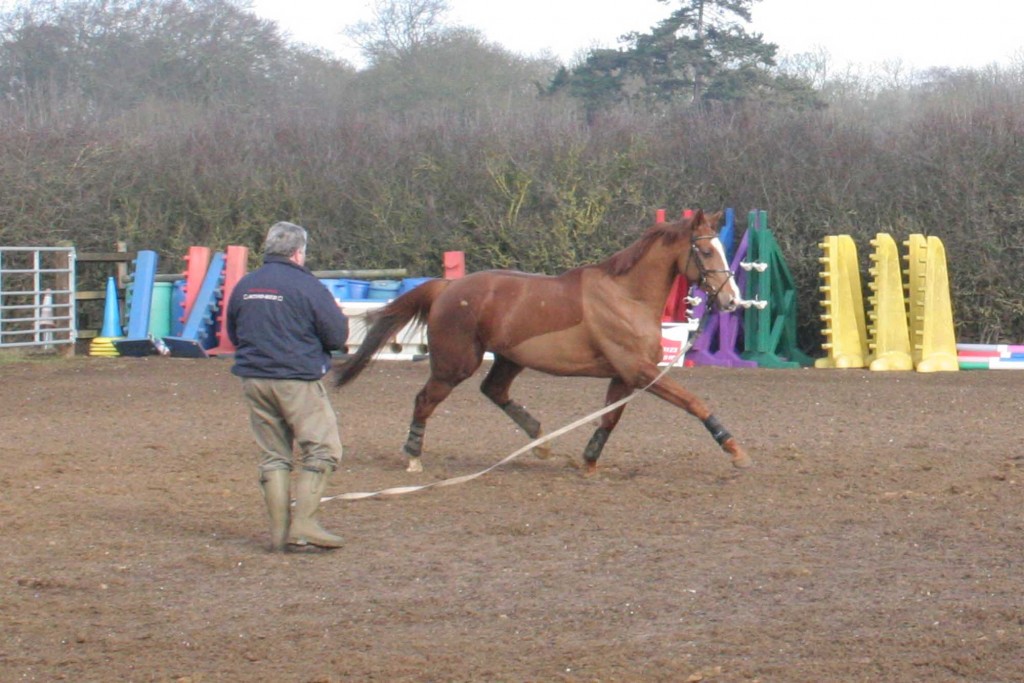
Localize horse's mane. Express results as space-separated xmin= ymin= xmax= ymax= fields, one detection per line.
xmin=600 ymin=220 xmax=691 ymax=277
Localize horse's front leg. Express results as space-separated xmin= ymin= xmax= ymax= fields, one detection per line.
xmin=481 ymin=355 xmax=551 ymax=459
xmin=700 ymin=413 xmax=750 ymax=468
xmin=640 ymin=366 xmax=751 ymax=469
xmin=582 ymin=378 xmax=633 ymax=474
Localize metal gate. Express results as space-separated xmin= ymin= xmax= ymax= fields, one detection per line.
xmin=0 ymin=247 xmax=76 ymax=350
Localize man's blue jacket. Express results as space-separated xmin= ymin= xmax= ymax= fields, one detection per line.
xmin=227 ymin=255 xmax=349 ymax=380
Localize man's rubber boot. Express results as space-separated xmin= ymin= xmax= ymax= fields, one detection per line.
xmin=288 ymin=466 xmax=343 ymax=549
xmin=259 ymin=469 xmax=291 ymax=552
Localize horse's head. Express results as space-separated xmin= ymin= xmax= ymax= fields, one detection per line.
xmin=684 ymin=210 xmax=743 ymax=313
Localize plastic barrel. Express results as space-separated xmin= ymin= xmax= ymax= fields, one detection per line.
xmin=398 ymin=277 xmax=435 ymax=295
xmin=319 ymin=278 xmax=340 ymax=298
xmin=345 ymin=279 xmax=370 ymax=300
xmin=149 ymin=282 xmax=173 ymax=339
xmin=368 ymin=280 xmax=400 ymax=300
xmin=331 ymin=280 xmax=348 ymax=300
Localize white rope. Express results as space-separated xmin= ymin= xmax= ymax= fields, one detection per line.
xmin=323 ymin=337 xmax=692 ymax=503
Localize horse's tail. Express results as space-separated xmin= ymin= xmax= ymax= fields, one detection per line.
xmin=333 ymin=278 xmax=449 ymax=388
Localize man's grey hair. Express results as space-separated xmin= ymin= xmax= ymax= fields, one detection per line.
xmin=264 ymin=221 xmax=308 ymax=258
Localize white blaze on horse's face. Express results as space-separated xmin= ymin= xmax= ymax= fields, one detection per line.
xmin=710 ymin=236 xmax=742 ymax=312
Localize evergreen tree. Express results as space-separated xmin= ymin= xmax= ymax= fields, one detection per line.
xmin=551 ymin=0 xmax=820 ymax=114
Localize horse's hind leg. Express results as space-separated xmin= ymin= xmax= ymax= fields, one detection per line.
xmin=582 ymin=378 xmax=632 ymax=474
xmin=481 ymin=355 xmax=551 ymax=459
xmin=404 ymin=377 xmax=460 ymax=472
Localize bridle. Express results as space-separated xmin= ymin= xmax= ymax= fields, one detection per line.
xmin=688 ymin=233 xmax=735 ymax=305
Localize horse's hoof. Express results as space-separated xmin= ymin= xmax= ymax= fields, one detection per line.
xmin=532 ymin=443 xmax=552 ymax=460
xmin=731 ymin=452 xmax=753 ymax=469
xmin=722 ymin=438 xmax=751 ymax=469
xmin=406 ymin=457 xmax=423 ymax=473
xmin=583 ymin=461 xmax=599 ymax=477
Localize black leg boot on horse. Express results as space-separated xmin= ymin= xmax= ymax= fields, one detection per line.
xmin=288 ymin=464 xmax=343 ymax=549
xmin=259 ymin=468 xmax=291 ymax=552
xmin=482 ymin=355 xmax=551 ymax=460
xmin=581 ymin=378 xmax=631 ymax=474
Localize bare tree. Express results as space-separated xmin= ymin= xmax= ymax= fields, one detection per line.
xmin=346 ymin=0 xmax=450 ymax=65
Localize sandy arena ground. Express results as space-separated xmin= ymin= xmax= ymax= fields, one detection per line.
xmin=2 ymin=356 xmax=1022 ymax=682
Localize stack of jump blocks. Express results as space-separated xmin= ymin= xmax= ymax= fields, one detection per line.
xmin=112 ymin=245 xmax=249 ymax=358
xmin=163 ymin=246 xmax=249 ymax=357
xmin=816 ymin=233 xmax=958 ymax=372
xmin=684 ymin=209 xmax=813 ymax=369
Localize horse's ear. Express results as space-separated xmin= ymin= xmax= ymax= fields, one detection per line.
xmin=691 ymin=208 xmax=704 ymax=224
xmin=708 ymin=210 xmax=724 ymax=227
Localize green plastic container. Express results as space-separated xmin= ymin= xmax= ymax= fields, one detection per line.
xmin=148 ymin=282 xmax=173 ymax=339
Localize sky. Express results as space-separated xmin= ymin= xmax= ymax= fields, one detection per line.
xmin=250 ymin=0 xmax=1024 ymax=73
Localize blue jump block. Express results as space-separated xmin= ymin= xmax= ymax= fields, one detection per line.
xmin=115 ymin=250 xmax=162 ymax=357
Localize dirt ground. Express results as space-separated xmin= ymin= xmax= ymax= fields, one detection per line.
xmin=1 ymin=353 xmax=1023 ymax=682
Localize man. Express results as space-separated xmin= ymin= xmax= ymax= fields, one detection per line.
xmin=226 ymin=221 xmax=349 ymax=552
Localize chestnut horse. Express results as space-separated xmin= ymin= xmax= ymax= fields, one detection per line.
xmin=334 ymin=210 xmax=751 ymax=473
